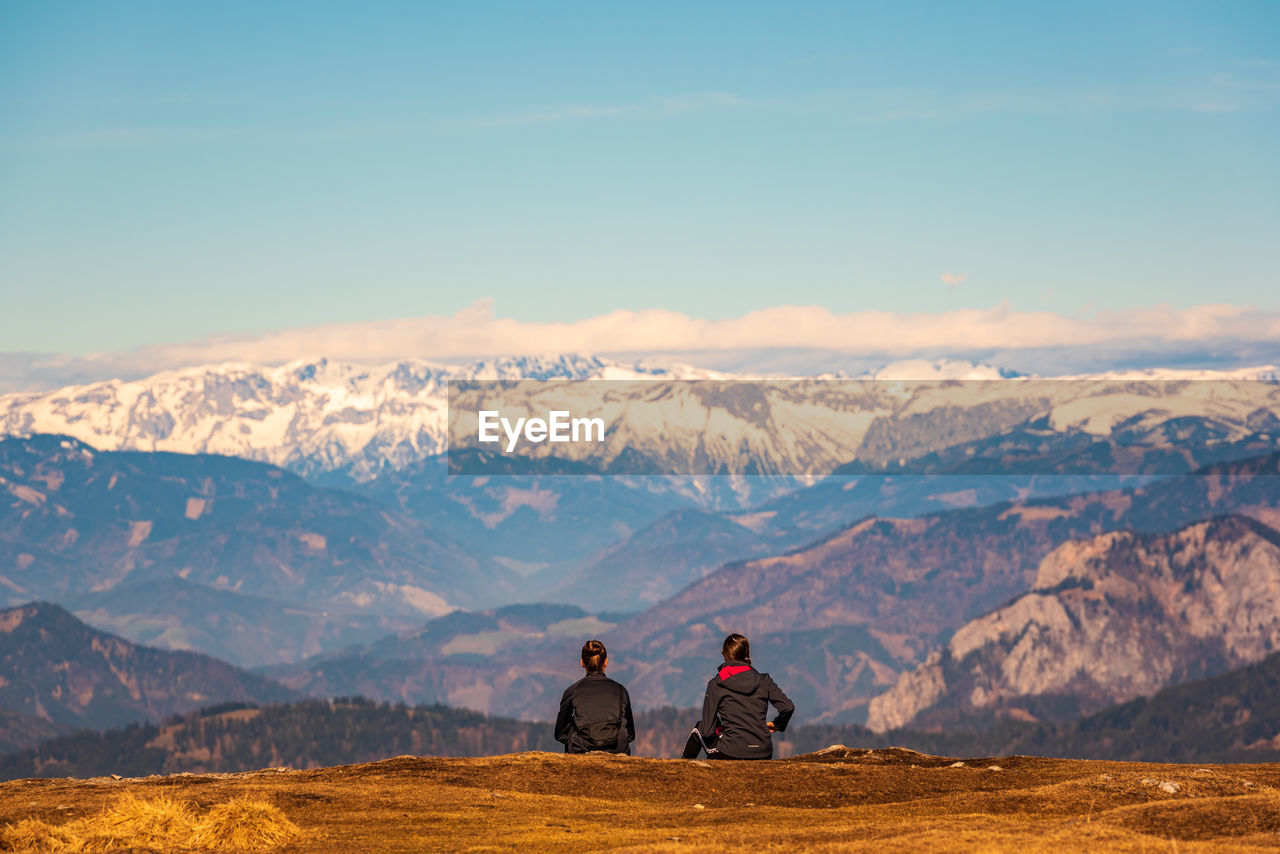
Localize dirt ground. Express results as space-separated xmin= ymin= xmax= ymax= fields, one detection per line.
xmin=3 ymin=747 xmax=1280 ymax=852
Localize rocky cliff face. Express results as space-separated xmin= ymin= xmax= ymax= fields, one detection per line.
xmin=866 ymin=515 xmax=1280 ymax=731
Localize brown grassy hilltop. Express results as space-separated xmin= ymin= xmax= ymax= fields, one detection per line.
xmin=3 ymin=749 xmax=1280 ymax=852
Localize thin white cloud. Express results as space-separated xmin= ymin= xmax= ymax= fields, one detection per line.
xmin=3 ymin=299 xmax=1280 ymax=392
xmin=438 ymin=80 xmax=1275 ymax=133
xmin=39 ymin=299 xmax=1276 ymax=375
xmin=433 ymin=92 xmax=753 ymax=131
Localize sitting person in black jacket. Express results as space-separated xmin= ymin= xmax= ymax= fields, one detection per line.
xmin=554 ymin=639 xmax=636 ymax=754
xmin=683 ymin=633 xmax=794 ymax=760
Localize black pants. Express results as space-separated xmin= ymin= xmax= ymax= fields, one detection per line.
xmin=682 ymin=724 xmax=718 ymax=759
xmin=681 ymin=723 xmax=770 ymax=760
xmin=565 ymin=733 xmax=631 ymax=755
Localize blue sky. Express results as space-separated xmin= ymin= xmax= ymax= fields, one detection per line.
xmin=1 ymin=1 xmax=1277 ymax=357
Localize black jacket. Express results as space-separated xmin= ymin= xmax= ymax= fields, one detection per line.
xmin=696 ymin=662 xmax=795 ymax=759
xmin=554 ymin=671 xmax=635 ymax=754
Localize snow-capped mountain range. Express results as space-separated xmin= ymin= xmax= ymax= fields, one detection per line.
xmin=0 ymin=354 xmax=725 ymax=480
xmin=1 ymin=354 xmax=1278 ymax=481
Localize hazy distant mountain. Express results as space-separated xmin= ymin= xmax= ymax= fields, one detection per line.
xmin=62 ymin=578 xmax=415 ymax=668
xmin=0 ymin=434 xmax=518 ymax=617
xmin=0 ymin=602 xmax=294 ymax=729
xmin=263 ymin=603 xmax=610 ymax=714
xmin=0 ymin=430 xmax=794 ymax=661
xmin=353 ymin=462 xmax=698 ymax=588
xmin=260 ymin=455 xmax=1280 ymax=723
xmin=553 ymin=473 xmax=1158 ymax=611
xmin=866 ymin=515 xmax=1280 ymax=731
xmin=554 ymin=507 xmax=764 ymax=608
xmin=371 ymin=363 xmax=1279 ymax=596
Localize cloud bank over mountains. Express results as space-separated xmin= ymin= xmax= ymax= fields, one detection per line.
xmin=3 ymin=299 xmax=1280 ymax=392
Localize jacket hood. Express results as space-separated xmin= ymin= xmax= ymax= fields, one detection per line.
xmin=718 ymin=662 xmax=761 ymax=694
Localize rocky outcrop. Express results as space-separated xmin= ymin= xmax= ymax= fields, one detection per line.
xmin=866 ymin=516 xmax=1280 ymax=731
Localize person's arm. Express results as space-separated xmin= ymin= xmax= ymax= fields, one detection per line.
xmin=697 ymin=680 xmax=719 ymax=738
xmin=766 ymin=675 xmax=795 ymax=733
xmin=622 ymin=687 xmax=636 ymax=743
xmin=554 ymin=686 xmax=575 ymax=745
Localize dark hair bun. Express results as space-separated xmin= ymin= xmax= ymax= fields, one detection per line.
xmin=581 ymin=639 xmax=608 ymax=672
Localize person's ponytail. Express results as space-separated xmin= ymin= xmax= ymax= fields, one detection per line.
xmin=581 ymin=639 xmax=607 ymax=673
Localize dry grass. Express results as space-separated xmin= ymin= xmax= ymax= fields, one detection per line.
xmin=0 ymin=793 xmax=298 ymax=852
xmin=0 ymin=822 xmax=76 ymax=854
xmin=188 ymin=797 xmax=299 ymax=851
xmin=2 ymin=750 xmax=1280 ymax=852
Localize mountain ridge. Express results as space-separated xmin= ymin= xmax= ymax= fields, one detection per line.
xmin=0 ymin=434 xmax=517 ymax=617
xmin=0 ymin=601 xmax=295 ymax=729
xmin=5 ymin=356 xmax=1279 ymax=483
xmin=0 ymin=355 xmax=722 ymax=481
xmin=62 ymin=577 xmax=415 ymax=668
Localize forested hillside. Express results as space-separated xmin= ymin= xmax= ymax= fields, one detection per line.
xmin=785 ymin=650 xmax=1280 ymax=763
xmin=0 ymin=699 xmax=554 ymax=780
xmin=11 ymin=647 xmax=1280 ymax=782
